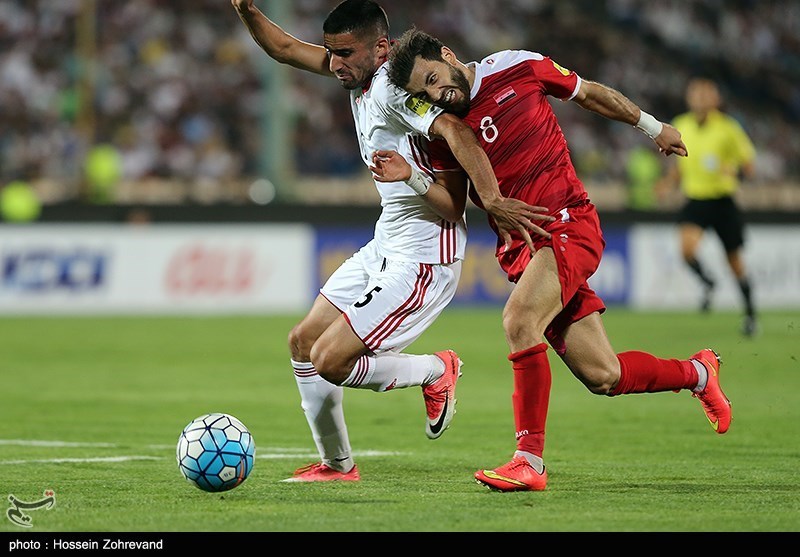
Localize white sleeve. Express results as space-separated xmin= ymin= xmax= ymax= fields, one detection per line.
xmin=375 ymin=76 xmax=444 ymax=139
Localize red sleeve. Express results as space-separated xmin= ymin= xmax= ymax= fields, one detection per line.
xmin=527 ymin=56 xmax=579 ymax=100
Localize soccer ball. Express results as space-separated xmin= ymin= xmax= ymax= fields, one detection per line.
xmin=176 ymin=413 xmax=256 ymax=492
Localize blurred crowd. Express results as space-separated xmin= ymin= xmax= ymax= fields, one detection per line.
xmin=1 ymin=0 xmax=798 ymax=207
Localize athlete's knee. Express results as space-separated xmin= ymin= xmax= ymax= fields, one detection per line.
xmin=288 ymin=322 xmax=315 ymax=362
xmin=502 ymin=304 xmax=545 ymax=348
xmin=309 ymin=342 xmax=350 ymax=385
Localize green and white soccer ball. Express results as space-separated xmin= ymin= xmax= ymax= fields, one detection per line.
xmin=176 ymin=413 xmax=255 ymax=492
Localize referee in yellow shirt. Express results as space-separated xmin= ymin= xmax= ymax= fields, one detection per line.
xmin=658 ymin=78 xmax=757 ymax=337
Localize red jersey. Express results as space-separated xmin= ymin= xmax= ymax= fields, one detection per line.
xmin=429 ymin=50 xmax=588 ymax=231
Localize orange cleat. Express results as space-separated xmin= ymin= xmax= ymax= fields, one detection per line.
xmin=691 ymin=349 xmax=731 ymax=434
xmin=475 ymin=456 xmax=548 ymax=492
xmin=423 ymin=350 xmax=463 ymax=439
xmin=280 ymin=462 xmax=360 ymax=483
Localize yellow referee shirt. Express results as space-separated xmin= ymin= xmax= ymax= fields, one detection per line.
xmin=672 ymin=109 xmax=756 ymax=200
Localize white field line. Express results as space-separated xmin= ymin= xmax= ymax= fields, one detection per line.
xmin=0 ymin=439 xmax=405 ymax=465
xmin=0 ymin=439 xmax=117 ymax=448
xmin=145 ymin=444 xmax=318 ymax=451
xmin=1 ymin=456 xmax=161 ymax=465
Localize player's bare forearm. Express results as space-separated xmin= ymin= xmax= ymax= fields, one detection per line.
xmin=430 ymin=114 xmax=554 ymax=246
xmin=427 ymin=171 xmax=469 ymax=223
xmin=574 ymin=80 xmax=640 ymax=126
xmin=231 ymin=0 xmax=329 ymax=75
xmin=574 ymin=80 xmax=687 ymax=157
xmin=370 ymin=150 xmax=466 ymax=223
xmin=430 ymin=115 xmax=500 ymax=204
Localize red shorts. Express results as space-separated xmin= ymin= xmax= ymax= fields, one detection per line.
xmin=496 ymin=201 xmax=606 ymax=356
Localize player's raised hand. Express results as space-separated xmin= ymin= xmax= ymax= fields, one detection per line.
xmin=483 ymin=196 xmax=554 ymax=252
xmin=370 ymin=150 xmax=412 ymax=182
xmin=655 ymin=123 xmax=688 ymax=157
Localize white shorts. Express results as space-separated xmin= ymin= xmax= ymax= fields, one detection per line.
xmin=320 ymin=239 xmax=461 ymax=354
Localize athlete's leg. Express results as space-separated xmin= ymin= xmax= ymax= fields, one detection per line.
xmin=559 ymin=312 xmax=700 ymax=396
xmin=292 ymin=305 xmax=445 ymax=472
xmin=503 ymin=247 xmax=562 ymax=352
xmin=479 ymin=201 xmax=604 ymax=491
xmin=309 ymin=315 xmax=369 ymax=384
xmin=727 ymin=247 xmax=757 ymax=336
xmin=314 ymin=313 xmax=446 ymax=390
xmin=679 ymin=221 xmax=705 ymax=265
xmin=287 ymin=295 xmax=355 ymax=476
xmin=292 ymin=251 xmax=463 ymax=473
xmin=680 ymin=222 xmax=715 ymax=311
xmin=313 ymin=260 xmax=461 ymax=391
xmin=716 ymin=198 xmax=748 ymax=284
xmin=727 ymin=245 xmax=756 ymax=314
xmin=503 ymin=247 xmax=563 ymax=470
xmin=289 ymin=295 xmax=342 ymax=362
xmin=727 ymin=247 xmax=748 ymax=281
xmin=315 ymin=259 xmax=463 ymax=440
xmin=286 ymin=243 xmax=461 ymax=479
xmin=717 ymin=204 xmax=757 ymax=334
xmin=557 ymin=309 xmax=730 ymax=433
xmin=557 ymin=312 xmax=619 ymax=394
xmin=285 ymin=242 xmax=380 ymax=479
xmin=474 ymin=248 xmax=561 ymax=491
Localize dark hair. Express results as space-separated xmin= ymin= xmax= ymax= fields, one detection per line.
xmin=387 ymin=27 xmax=444 ymax=89
xmin=323 ymin=0 xmax=390 ymax=41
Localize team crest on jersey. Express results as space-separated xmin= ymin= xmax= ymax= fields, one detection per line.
xmin=494 ymin=86 xmax=517 ymax=106
xmin=405 ymin=96 xmax=433 ymax=116
xmin=551 ymin=60 xmax=571 ymax=76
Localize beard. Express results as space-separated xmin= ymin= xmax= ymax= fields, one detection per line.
xmin=447 ymin=65 xmax=472 ymax=117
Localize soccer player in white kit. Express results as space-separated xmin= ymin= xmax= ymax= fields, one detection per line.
xmin=231 ymin=0 xmax=554 ymax=481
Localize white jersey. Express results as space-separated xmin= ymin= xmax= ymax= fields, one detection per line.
xmin=349 ymin=62 xmax=467 ymax=265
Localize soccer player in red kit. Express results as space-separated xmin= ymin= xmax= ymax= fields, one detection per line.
xmin=372 ymin=28 xmax=733 ymax=492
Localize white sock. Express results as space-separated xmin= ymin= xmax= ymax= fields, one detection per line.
xmin=291 ymin=360 xmax=354 ymax=473
xmin=514 ymin=450 xmax=545 ymax=474
xmin=691 ymin=359 xmax=708 ymax=393
xmin=340 ymin=353 xmax=444 ymax=392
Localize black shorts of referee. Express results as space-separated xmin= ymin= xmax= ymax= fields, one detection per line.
xmin=678 ymin=195 xmax=745 ymax=253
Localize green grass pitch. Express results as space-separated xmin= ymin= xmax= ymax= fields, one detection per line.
xmin=1 ymin=308 xmax=798 ymax=533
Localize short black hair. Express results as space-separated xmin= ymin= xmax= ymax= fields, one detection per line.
xmin=387 ymin=27 xmax=444 ymax=89
xmin=323 ymin=0 xmax=390 ymax=41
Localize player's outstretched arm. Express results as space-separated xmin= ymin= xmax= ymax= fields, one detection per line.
xmin=370 ymin=150 xmax=467 ymax=223
xmin=231 ymin=0 xmax=330 ymax=76
xmin=573 ymin=80 xmax=688 ymax=158
xmin=429 ymin=113 xmax=554 ymax=248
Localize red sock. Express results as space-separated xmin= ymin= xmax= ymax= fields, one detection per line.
xmin=509 ymin=343 xmax=551 ymax=458
xmin=613 ymin=351 xmax=698 ymax=395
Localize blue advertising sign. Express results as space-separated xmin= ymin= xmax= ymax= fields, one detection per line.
xmin=315 ymin=224 xmax=631 ymax=307
xmin=2 ymin=250 xmax=109 ymax=293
